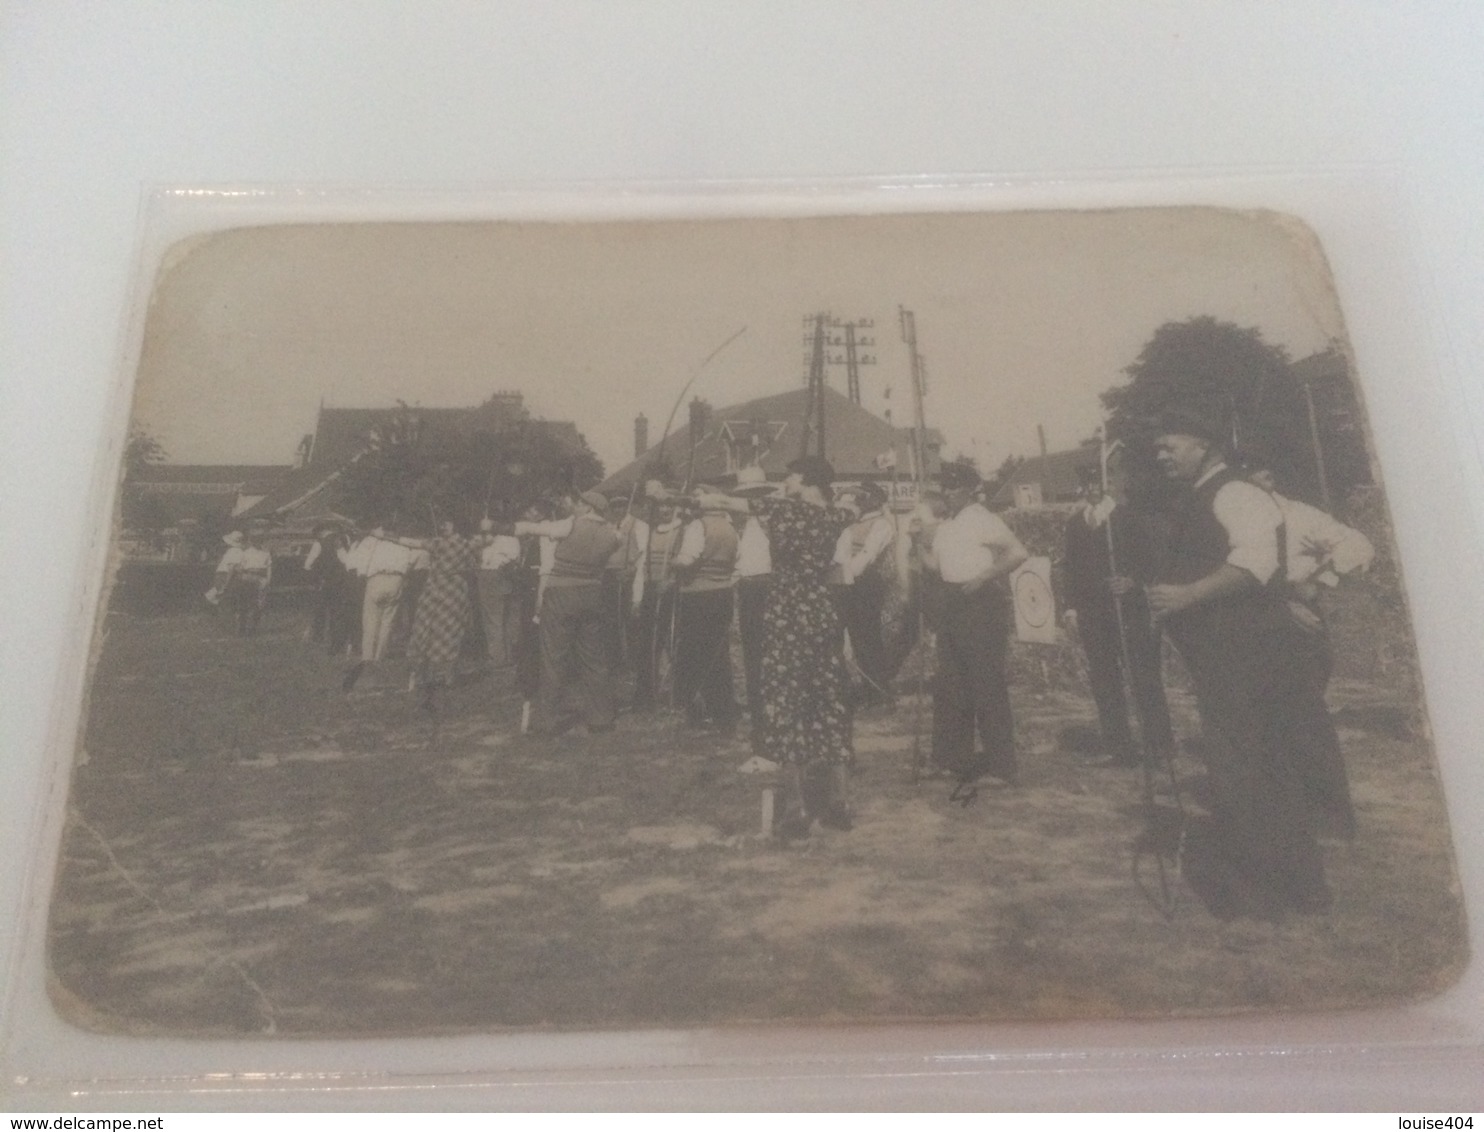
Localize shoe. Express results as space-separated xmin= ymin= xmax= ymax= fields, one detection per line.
xmin=948 ymin=780 xmax=979 ymax=806
xmin=776 ymin=812 xmax=812 ymax=841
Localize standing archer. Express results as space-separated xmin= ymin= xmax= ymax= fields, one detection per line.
xmin=1062 ymin=462 xmax=1174 ymax=768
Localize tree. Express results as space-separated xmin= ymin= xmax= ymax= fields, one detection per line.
xmin=123 ymin=426 xmax=167 ymax=481
xmin=338 ymin=404 xmax=604 ymax=531
xmin=1101 ymin=317 xmax=1335 ymax=508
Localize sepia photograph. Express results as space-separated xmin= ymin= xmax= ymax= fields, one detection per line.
xmin=47 ymin=206 xmax=1466 ymax=1038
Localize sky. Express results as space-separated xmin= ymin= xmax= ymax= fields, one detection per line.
xmin=130 ymin=207 xmax=1347 ymax=477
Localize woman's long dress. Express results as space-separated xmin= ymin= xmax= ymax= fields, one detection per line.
xmin=752 ymin=496 xmax=854 ymax=768
xmin=407 ymin=535 xmax=480 ymax=677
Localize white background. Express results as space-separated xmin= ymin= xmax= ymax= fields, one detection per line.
xmin=3 ymin=2 xmax=1483 ymax=1112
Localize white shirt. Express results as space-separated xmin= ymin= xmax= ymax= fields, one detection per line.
xmin=1195 ymin=465 xmax=1282 ymax=585
xmin=932 ymin=502 xmax=1018 ymax=584
xmin=215 ymin=546 xmax=244 ymax=573
xmin=515 ymin=515 xmax=575 ymax=541
xmin=1271 ymin=492 xmax=1374 ymax=586
xmin=833 ymin=511 xmax=895 ymax=584
xmin=672 ymin=517 xmax=707 ymax=569
xmin=480 ymin=534 xmax=521 ymax=571
xmin=238 ymin=546 xmax=272 ymax=573
xmin=344 ymin=535 xmax=415 ymax=578
xmin=735 ymin=516 xmax=772 ymax=579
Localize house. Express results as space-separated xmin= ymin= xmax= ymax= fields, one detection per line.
xmin=235 ymin=392 xmax=588 ymax=536
xmin=599 ymin=385 xmax=943 ymax=501
xmin=988 ymin=443 xmax=1101 ymax=510
xmin=125 ymin=464 xmax=294 ymax=525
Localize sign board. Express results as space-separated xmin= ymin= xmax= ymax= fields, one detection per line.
xmin=1013 ymin=481 xmax=1043 ymax=509
xmin=886 ymin=480 xmax=919 ymax=505
xmin=1010 ymin=555 xmax=1058 ymax=644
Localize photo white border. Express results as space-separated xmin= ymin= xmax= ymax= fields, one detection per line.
xmin=3 ymin=171 xmax=1482 ymax=1109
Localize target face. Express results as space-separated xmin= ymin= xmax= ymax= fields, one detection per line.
xmin=1010 ymin=556 xmax=1058 ymax=644
xmin=1015 ymin=569 xmax=1053 ymax=628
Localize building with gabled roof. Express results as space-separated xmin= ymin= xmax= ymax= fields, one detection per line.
xmin=126 ymin=464 xmax=294 ymax=525
xmin=988 ymin=442 xmax=1101 ymax=510
xmin=599 ymin=385 xmax=943 ymax=495
xmin=237 ymin=392 xmax=586 ymax=527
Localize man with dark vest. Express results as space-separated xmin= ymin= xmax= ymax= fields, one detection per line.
xmin=669 ymin=485 xmax=741 ymax=733
xmin=1147 ymin=406 xmax=1330 ymax=917
xmin=1062 ymin=463 xmax=1174 ymax=767
xmin=832 ymin=481 xmax=897 ymax=709
xmin=515 ymin=489 xmax=622 ymax=736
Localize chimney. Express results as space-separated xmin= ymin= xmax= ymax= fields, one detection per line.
xmin=1037 ymin=424 xmax=1048 ymax=461
xmin=634 ymin=413 xmax=649 ymax=458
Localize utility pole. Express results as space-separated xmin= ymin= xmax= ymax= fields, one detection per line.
xmin=799 ymin=312 xmax=877 ymax=459
xmin=898 ymin=306 xmax=929 ymax=483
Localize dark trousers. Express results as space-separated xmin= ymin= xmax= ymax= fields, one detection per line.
xmin=1289 ymin=614 xmax=1356 ymax=839
xmin=674 ymin=587 xmax=738 ymax=726
xmin=476 ymin=570 xmax=517 ymax=668
xmin=512 ymin=575 xmax=542 ymax=701
xmin=535 ymin=582 xmax=613 ymax=731
xmin=312 ymin=574 xmax=359 ymax=657
xmin=931 ymin=584 xmax=1016 ymax=782
xmin=1168 ymin=608 xmax=1328 ymax=911
xmin=1078 ymin=599 xmax=1174 ymax=759
xmin=600 ymin=569 xmax=629 ymax=697
xmin=737 ymin=575 xmax=771 ymax=749
xmin=839 ymin=572 xmax=890 ymax=702
xmin=630 ymin=584 xmax=675 ymax=710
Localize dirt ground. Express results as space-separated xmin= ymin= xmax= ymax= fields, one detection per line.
xmin=46 ymin=606 xmax=1467 ymax=1037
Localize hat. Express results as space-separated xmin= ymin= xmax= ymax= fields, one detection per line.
xmin=733 ymin=465 xmax=773 ymax=495
xmin=1154 ymin=404 xmax=1228 ymax=447
xmin=785 ymin=455 xmax=836 ymax=490
xmin=578 ymin=489 xmax=610 ymax=513
xmin=223 ymin=530 xmax=245 ymax=547
xmin=937 ymin=463 xmax=980 ymax=491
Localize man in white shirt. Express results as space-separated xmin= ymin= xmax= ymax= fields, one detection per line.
xmin=669 ymin=486 xmax=740 ymax=733
xmin=228 ymin=529 xmax=274 ymax=637
xmin=1247 ymin=461 xmax=1374 ymax=840
xmin=832 ymin=482 xmax=898 ymax=709
xmin=927 ymin=463 xmax=1029 ymax=789
xmin=341 ymin=521 xmax=416 ymax=688
xmin=1148 ymin=407 xmax=1330 ymax=917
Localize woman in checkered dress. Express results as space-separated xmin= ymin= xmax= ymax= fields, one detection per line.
xmin=407 ymin=520 xmax=482 ymax=696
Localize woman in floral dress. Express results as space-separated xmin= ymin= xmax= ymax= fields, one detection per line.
xmin=700 ymin=456 xmax=855 ymax=836
xmin=407 ymin=518 xmax=483 ymax=707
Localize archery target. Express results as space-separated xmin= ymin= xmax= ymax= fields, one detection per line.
xmin=1011 ymin=556 xmax=1058 ymax=644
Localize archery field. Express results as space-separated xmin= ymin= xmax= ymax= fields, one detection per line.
xmin=44 ymin=588 xmax=1465 ymax=1038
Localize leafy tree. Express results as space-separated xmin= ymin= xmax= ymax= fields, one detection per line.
xmin=338 ymin=403 xmax=604 ymax=531
xmin=123 ymin=426 xmax=167 ymax=480
xmin=1102 ymin=317 xmax=1361 ymax=509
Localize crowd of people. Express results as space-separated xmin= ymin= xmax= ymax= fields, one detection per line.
xmin=205 ymin=401 xmax=1375 ymax=920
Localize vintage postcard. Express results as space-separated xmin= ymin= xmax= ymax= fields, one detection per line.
xmin=49 ymin=207 xmax=1465 ymax=1036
